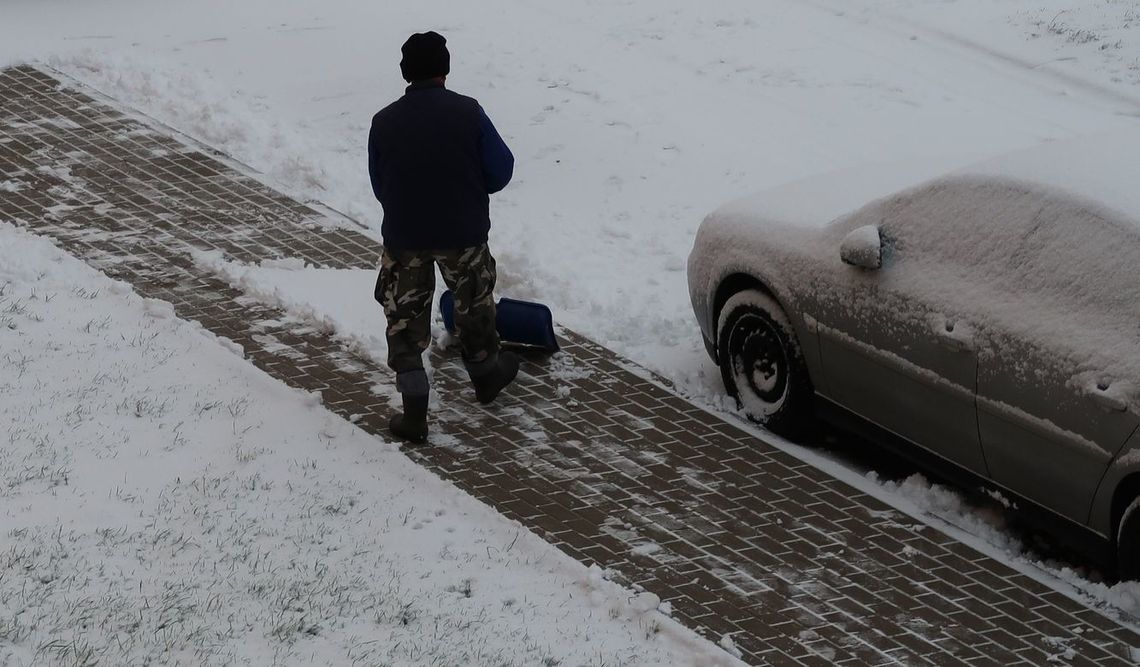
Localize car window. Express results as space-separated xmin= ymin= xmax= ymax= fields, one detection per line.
xmin=875 ymin=178 xmax=1041 ymax=276
xmin=841 ymin=176 xmax=1140 ymax=317
xmin=1002 ymin=192 xmax=1140 ymax=315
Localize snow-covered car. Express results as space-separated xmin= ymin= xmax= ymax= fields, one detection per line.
xmin=687 ymin=133 xmax=1140 ymax=576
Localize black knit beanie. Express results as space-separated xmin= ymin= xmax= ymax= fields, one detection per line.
xmin=400 ymin=31 xmax=450 ymax=83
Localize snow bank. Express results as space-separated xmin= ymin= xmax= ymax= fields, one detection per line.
xmin=189 ymin=248 xmax=396 ymax=373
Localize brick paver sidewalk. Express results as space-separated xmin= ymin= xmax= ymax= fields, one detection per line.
xmin=3 ymin=64 xmax=1140 ymax=665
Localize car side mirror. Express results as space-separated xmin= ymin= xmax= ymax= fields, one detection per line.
xmin=840 ymin=225 xmax=882 ymax=270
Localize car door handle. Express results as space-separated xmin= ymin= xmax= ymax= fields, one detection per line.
xmin=1087 ymin=386 xmax=1128 ymax=412
xmin=933 ymin=320 xmax=973 ymax=352
xmin=935 ymin=331 xmax=973 ymax=352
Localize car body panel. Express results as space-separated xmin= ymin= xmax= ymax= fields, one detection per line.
xmin=815 ymin=317 xmax=984 ymax=474
xmin=968 ymin=190 xmax=1140 ymax=526
xmin=688 ymin=135 xmax=1140 ymax=549
xmin=1091 ymin=430 xmax=1140 ymax=538
xmin=978 ymin=332 xmax=1139 ymax=525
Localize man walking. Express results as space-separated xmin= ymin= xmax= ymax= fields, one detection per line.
xmin=369 ymin=31 xmax=519 ymax=444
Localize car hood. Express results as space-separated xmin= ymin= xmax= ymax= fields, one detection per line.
xmin=705 ymin=153 xmax=983 ymax=234
xmin=688 ymin=155 xmax=979 ymax=337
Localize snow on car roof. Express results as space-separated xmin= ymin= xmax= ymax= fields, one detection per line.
xmin=954 ymin=130 xmax=1140 ymax=226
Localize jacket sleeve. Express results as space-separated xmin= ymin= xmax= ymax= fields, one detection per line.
xmin=478 ymin=107 xmax=514 ymax=194
xmin=367 ymin=123 xmax=383 ymax=202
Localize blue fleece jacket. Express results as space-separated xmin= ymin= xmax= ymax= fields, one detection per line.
xmin=368 ymin=80 xmax=514 ymax=250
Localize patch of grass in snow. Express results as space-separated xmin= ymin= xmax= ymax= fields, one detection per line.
xmin=1038 ymin=12 xmax=1111 ymax=46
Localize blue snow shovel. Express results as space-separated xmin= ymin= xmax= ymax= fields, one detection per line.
xmin=440 ymin=290 xmax=560 ymax=353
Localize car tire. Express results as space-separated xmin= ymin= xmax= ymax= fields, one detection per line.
xmin=1117 ymin=496 xmax=1140 ymax=581
xmin=717 ymin=289 xmax=813 ymax=437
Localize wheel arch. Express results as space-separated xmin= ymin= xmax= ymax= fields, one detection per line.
xmin=1106 ymin=472 xmax=1140 ymax=580
xmin=713 ymin=274 xmax=780 ymax=341
xmin=713 ymin=273 xmax=816 ymax=437
xmin=712 ymin=271 xmax=811 ymax=355
xmin=1111 ymin=473 xmax=1140 ymax=546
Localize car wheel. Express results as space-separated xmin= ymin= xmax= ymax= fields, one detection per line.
xmin=717 ymin=289 xmax=813 ymax=437
xmin=1117 ymin=496 xmax=1140 ymax=581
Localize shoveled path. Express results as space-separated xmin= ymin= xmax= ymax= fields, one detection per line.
xmin=3 ymin=64 xmax=1139 ymax=665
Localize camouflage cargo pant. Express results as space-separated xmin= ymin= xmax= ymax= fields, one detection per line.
xmin=375 ymin=243 xmax=500 ymax=380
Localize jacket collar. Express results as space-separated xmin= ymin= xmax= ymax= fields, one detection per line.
xmin=405 ymin=79 xmax=445 ymax=94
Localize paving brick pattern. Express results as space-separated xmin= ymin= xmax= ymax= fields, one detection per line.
xmin=3 ymin=64 xmax=1140 ymax=665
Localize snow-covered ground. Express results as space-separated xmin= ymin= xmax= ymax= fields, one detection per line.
xmin=4 ymin=0 xmax=1140 ymax=658
xmin=5 ymin=0 xmax=1138 ymax=401
xmin=0 ymin=222 xmax=741 ymax=665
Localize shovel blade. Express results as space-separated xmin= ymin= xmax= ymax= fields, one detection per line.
xmin=440 ymin=290 xmax=559 ymax=353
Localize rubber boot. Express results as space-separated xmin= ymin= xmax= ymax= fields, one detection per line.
xmin=469 ymin=351 xmax=520 ymax=404
xmin=388 ymin=394 xmax=429 ymax=444
xmin=389 ymin=369 xmax=430 ymax=444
